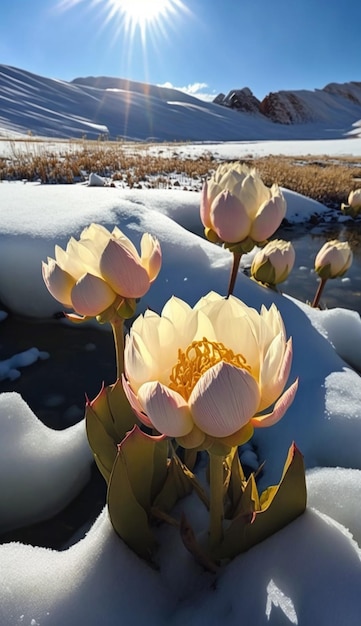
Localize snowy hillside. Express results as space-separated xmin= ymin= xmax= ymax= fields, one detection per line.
xmin=0 ymin=64 xmax=361 ymax=141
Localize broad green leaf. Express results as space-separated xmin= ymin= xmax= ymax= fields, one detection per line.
xmin=107 ymin=444 xmax=156 ymax=560
xmin=85 ymin=378 xmax=140 ymax=485
xmin=85 ymin=400 xmax=117 ymax=483
xmin=108 ymin=378 xmax=139 ymax=440
xmin=107 ymin=426 xmax=169 ymax=560
xmin=87 ymin=384 xmax=119 ymax=442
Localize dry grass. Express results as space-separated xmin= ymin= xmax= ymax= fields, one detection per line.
xmin=250 ymin=155 xmax=361 ymax=208
xmin=1 ymin=138 xmax=361 ymax=208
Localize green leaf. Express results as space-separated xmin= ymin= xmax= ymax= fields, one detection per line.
xmin=107 ymin=426 xmax=168 ymax=560
xmin=108 ymin=378 xmax=139 ymax=440
xmin=230 ymin=472 xmax=260 ymax=521
xmin=85 ymin=397 xmax=117 ymax=483
xmin=85 ymin=378 xmax=140 ymax=485
xmin=212 ymin=443 xmax=307 ymax=561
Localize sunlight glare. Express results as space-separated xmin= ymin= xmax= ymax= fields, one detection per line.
xmin=107 ymin=0 xmax=187 ymax=42
xmin=113 ymin=0 xmax=171 ymax=24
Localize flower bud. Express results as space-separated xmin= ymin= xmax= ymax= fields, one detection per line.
xmin=348 ymin=189 xmax=361 ymax=209
xmin=314 ymin=240 xmax=353 ymax=279
xmin=201 ymin=163 xmax=286 ymax=248
xmin=341 ymin=188 xmax=361 ymax=218
xmin=251 ymin=240 xmax=295 ymax=286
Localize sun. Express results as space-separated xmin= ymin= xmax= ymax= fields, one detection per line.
xmin=112 ymin=0 xmax=171 ymax=25
xmin=58 ymin=0 xmax=190 ymax=52
xmin=106 ymin=0 xmax=186 ymax=41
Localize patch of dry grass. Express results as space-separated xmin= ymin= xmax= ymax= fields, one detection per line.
xmin=1 ymin=139 xmax=360 ymax=208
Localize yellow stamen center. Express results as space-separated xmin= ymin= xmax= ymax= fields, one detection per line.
xmin=169 ymin=337 xmax=250 ymax=401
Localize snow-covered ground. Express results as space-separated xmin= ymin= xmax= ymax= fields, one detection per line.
xmin=1 ymin=133 xmax=361 ymax=624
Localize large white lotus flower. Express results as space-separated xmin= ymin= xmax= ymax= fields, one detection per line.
xmin=42 ymin=224 xmax=162 ymax=317
xmin=201 ymin=163 xmax=286 ymax=247
xmin=251 ymin=239 xmax=295 ymax=286
xmin=123 ymin=292 xmax=298 ymax=450
xmin=314 ymin=240 xmax=353 ymax=280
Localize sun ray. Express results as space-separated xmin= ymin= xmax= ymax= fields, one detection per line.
xmin=59 ymin=0 xmax=190 ymax=46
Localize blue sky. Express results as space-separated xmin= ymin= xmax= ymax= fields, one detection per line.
xmin=1 ymin=0 xmax=360 ymax=101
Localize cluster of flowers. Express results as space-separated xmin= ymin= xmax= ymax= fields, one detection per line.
xmin=201 ymin=162 xmax=354 ymax=307
xmin=42 ymin=162 xmax=356 ymax=566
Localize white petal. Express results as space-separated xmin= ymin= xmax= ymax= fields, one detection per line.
xmin=140 ymin=233 xmax=162 ymax=282
xmin=42 ymin=259 xmax=75 ymax=307
xmin=162 ymin=297 xmax=199 ymax=347
xmin=162 ymin=296 xmax=192 ymax=324
xmin=124 ymin=331 xmax=159 ymax=392
xmin=137 ymin=382 xmax=193 ymax=437
xmin=112 ymin=226 xmax=139 ymax=257
xmin=200 ymin=296 xmax=260 ymax=369
xmin=80 ymin=223 xmax=111 ymax=243
xmin=189 ymin=362 xmax=260 ymax=438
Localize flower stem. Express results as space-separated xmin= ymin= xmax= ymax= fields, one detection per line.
xmin=208 ymin=452 xmax=225 ymax=551
xmin=227 ymin=252 xmax=242 ymax=297
xmin=110 ymin=317 xmax=125 ymax=380
xmin=312 ymin=277 xmax=328 ymax=308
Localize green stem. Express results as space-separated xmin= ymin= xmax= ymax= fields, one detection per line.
xmin=110 ymin=317 xmax=125 ymax=380
xmin=208 ymin=452 xmax=225 ymax=550
xmin=227 ymin=252 xmax=242 ymax=298
xmin=312 ymin=277 xmax=328 ymax=308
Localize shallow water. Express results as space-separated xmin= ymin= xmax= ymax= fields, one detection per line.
xmin=276 ymin=222 xmax=361 ymax=314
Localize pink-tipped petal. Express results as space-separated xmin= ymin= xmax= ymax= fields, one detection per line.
xmin=121 ymin=375 xmax=153 ymax=427
xmin=252 ymin=378 xmax=298 ymax=428
xmin=250 ymin=193 xmax=286 ymax=242
xmin=189 ymin=362 xmax=260 ymax=438
xmin=71 ymin=273 xmax=116 ymax=316
xmin=100 ymin=239 xmax=150 ymax=298
xmin=211 ymin=191 xmax=251 ymax=243
xmin=137 ymin=381 xmax=194 ymax=438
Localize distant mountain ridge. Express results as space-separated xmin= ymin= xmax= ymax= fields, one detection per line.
xmin=214 ymin=82 xmax=361 ymax=125
xmin=0 ymin=64 xmax=360 ymax=142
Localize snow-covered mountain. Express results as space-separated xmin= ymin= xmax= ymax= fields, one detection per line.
xmin=0 ymin=64 xmax=360 ymax=142
xmin=216 ymin=82 xmax=361 ymax=125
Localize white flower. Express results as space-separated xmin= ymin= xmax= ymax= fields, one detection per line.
xmin=123 ymin=292 xmax=298 ymax=450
